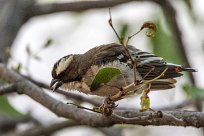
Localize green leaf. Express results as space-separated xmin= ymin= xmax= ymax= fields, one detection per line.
xmin=119 ymin=23 xmax=129 ymax=42
xmin=91 ymin=67 xmax=122 ymax=91
xmin=150 ymin=20 xmax=183 ymax=64
xmin=140 ymin=95 xmax=150 ymax=112
xmin=0 ymin=96 xmax=24 ymax=117
xmin=183 ymin=84 xmax=204 ymax=99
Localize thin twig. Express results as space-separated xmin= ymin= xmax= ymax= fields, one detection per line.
xmin=108 ymin=8 xmax=122 ymax=44
xmin=67 ymin=102 xmax=101 ymax=114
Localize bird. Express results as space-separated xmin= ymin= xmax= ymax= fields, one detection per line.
xmin=50 ymin=43 xmax=196 ymax=114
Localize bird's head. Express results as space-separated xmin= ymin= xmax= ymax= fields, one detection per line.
xmin=50 ymin=54 xmax=81 ymax=91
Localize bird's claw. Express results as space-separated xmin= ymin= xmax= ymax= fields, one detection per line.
xmin=93 ymin=97 xmax=118 ymax=116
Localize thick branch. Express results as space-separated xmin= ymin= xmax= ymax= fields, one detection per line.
xmin=0 ymin=0 xmax=157 ymax=63
xmin=0 ymin=84 xmax=16 ymax=95
xmin=26 ymin=77 xmax=102 ymax=106
xmin=16 ymin=121 xmax=78 ymax=136
xmin=0 ymin=113 xmax=37 ymax=133
xmin=15 ymin=120 xmax=122 ymax=136
xmin=0 ymin=0 xmax=35 ymax=62
xmin=0 ymin=64 xmax=204 ymax=127
xmin=31 ymin=0 xmax=153 ymax=16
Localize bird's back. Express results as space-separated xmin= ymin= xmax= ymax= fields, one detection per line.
xmin=83 ymin=43 xmax=196 ymax=91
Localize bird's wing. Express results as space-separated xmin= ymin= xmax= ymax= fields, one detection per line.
xmin=130 ymin=47 xmax=195 ymax=80
xmin=128 ymin=46 xmax=196 ymax=90
xmin=84 ymin=43 xmax=195 ymax=90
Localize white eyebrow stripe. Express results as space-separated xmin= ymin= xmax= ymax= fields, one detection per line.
xmin=55 ymin=55 xmax=74 ymax=75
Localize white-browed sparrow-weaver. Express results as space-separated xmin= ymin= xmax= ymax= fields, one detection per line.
xmin=50 ymin=43 xmax=196 ymax=115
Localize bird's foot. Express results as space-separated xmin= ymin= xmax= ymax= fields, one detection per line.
xmin=134 ymin=80 xmax=142 ymax=85
xmin=93 ymin=97 xmax=118 ymax=116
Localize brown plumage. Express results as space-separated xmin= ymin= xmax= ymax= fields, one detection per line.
xmin=50 ymin=43 xmax=196 ymax=97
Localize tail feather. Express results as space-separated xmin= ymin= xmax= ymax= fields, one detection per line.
xmin=151 ymin=83 xmax=175 ymax=90
xmin=166 ymin=63 xmax=197 ymax=72
xmin=149 ymin=78 xmax=176 ymax=90
xmin=138 ymin=63 xmax=196 ymax=90
xmin=141 ymin=72 xmax=183 ymax=80
xmin=181 ymin=67 xmax=197 ymax=72
xmin=138 ymin=63 xmax=196 ymax=80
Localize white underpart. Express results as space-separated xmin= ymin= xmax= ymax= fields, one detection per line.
xmin=61 ymin=81 xmax=91 ymax=94
xmin=55 ymin=55 xmax=74 ymax=75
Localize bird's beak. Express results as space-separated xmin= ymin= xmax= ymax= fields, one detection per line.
xmin=50 ymin=79 xmax=63 ymax=92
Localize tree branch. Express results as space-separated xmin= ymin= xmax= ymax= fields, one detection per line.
xmin=0 ymin=84 xmax=16 ymax=95
xmin=15 ymin=121 xmax=79 ymax=136
xmin=0 ymin=0 xmax=158 ymax=62
xmin=0 ymin=63 xmax=204 ymax=127
xmin=25 ymin=76 xmax=102 ymax=107
xmin=31 ymin=0 xmax=155 ymax=16
xmin=0 ymin=0 xmax=35 ymax=62
xmin=0 ymin=113 xmax=39 ymax=133
xmin=15 ymin=120 xmax=122 ymax=136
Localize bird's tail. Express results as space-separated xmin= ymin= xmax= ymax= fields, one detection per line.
xmin=154 ymin=63 xmax=196 ymax=79
xmin=150 ymin=78 xmax=176 ymax=90
xmin=181 ymin=67 xmax=197 ymax=72
xmin=146 ymin=63 xmax=196 ymax=90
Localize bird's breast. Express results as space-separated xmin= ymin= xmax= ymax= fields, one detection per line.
xmin=61 ymin=81 xmax=91 ymax=94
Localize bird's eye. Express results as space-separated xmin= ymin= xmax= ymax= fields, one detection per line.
xmin=74 ymin=75 xmax=81 ymax=81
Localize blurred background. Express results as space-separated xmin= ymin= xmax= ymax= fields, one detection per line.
xmin=1 ymin=0 xmax=204 ymax=136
